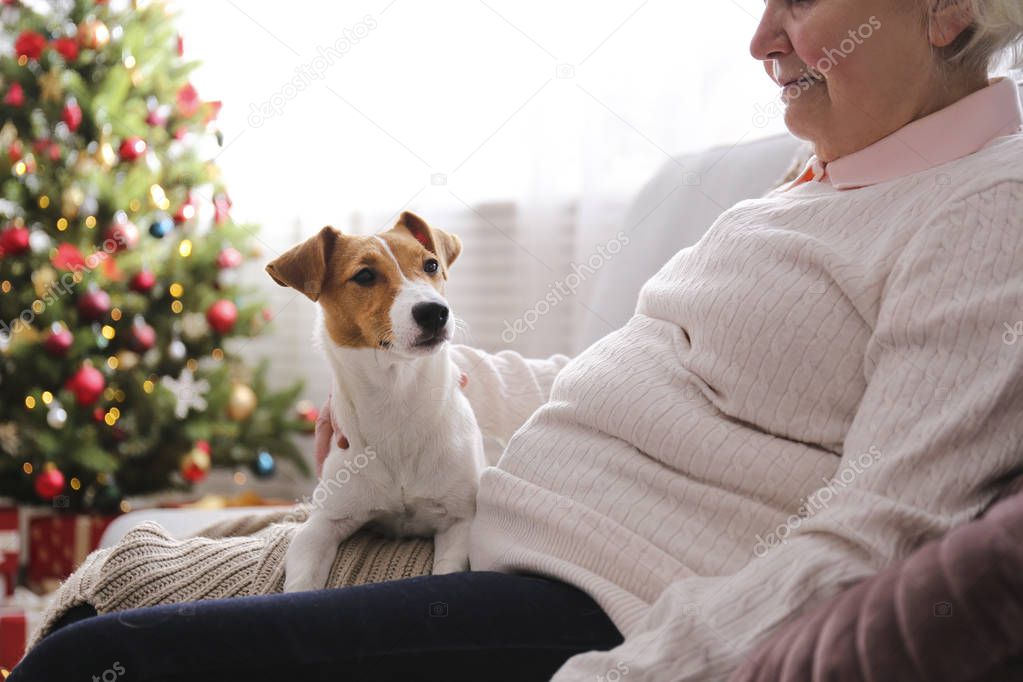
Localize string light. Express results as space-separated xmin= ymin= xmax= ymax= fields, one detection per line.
xmin=169 ymin=283 xmax=183 ymax=297
xmin=178 ymin=239 xmax=193 ymax=257
xmin=31 ymin=300 xmax=43 ymax=314
xmin=143 ymin=379 xmax=155 ymax=393
xmin=211 ymin=348 xmax=224 ymax=361
xmin=70 ymin=477 xmax=81 ymax=491
xmin=186 ymin=359 xmax=198 ymax=372
xmin=107 ymin=356 xmax=119 ymax=370
xmin=128 ymin=199 xmax=141 ymax=212
xmin=110 ymin=308 xmax=122 ymax=321
xmin=56 ymin=218 xmax=68 ymax=231
xmin=0 ymin=281 xmax=9 ymax=293
xmin=24 ymin=396 xmax=36 ymax=409
xmin=171 ymin=300 xmax=183 ymax=313
xmin=101 ymin=325 xmax=116 ymax=339
xmin=119 ymin=501 xmax=131 ymax=513
xmin=97 ymin=472 xmax=109 ymax=484
xmin=13 ymin=162 xmax=26 ymax=176
xmin=38 ymin=196 xmax=50 ymax=209
xmin=85 ymin=216 xmax=97 ymax=229
xmin=41 ymin=391 xmax=53 ymax=405
xmin=17 ymin=55 xmax=27 ymax=66
xmin=22 ymin=463 xmax=32 ymax=475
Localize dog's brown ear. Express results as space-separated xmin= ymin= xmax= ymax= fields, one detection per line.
xmin=395 ymin=211 xmax=462 ymax=270
xmin=265 ymin=226 xmax=340 ymax=302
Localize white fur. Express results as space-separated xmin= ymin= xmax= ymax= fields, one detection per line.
xmin=283 ymin=255 xmax=486 ymax=592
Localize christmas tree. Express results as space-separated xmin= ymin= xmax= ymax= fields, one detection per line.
xmin=0 ymin=0 xmax=315 ymax=513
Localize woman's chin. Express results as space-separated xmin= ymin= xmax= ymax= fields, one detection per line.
xmin=783 ymin=105 xmax=825 ymax=148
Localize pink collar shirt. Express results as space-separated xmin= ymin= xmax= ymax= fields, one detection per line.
xmin=784 ymin=76 xmax=1023 ymax=191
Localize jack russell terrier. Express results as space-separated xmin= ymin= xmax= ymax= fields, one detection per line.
xmin=266 ymin=211 xmax=487 ymax=592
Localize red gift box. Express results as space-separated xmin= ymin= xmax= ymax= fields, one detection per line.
xmin=0 ymin=608 xmax=25 ymax=671
xmin=0 ymin=508 xmax=18 ymax=597
xmin=27 ymin=514 xmax=117 ymax=591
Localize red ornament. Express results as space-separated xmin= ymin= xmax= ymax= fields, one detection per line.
xmin=213 ymin=193 xmax=232 ymax=225
xmin=104 ymin=219 xmax=139 ymax=252
xmin=65 ymin=363 xmax=105 ymax=406
xmin=0 ymin=227 xmax=30 ymax=257
xmin=44 ymin=328 xmax=73 ymax=357
xmin=118 ymin=136 xmax=147 ymax=161
xmin=7 ymin=140 xmax=22 ymax=162
xmin=77 ymin=289 xmax=111 ymax=321
xmin=177 ymin=83 xmax=200 ymax=118
xmin=205 ymin=300 xmax=237 ymax=334
xmin=92 ymin=407 xmax=105 ymax=422
xmin=215 ymin=247 xmax=242 ymax=269
xmin=3 ymin=83 xmax=24 ymax=107
xmin=62 ymin=99 xmax=83 ymax=132
xmin=195 ymin=440 xmax=211 ymax=454
xmin=53 ymin=37 xmax=79 ymax=62
xmin=52 ymin=242 xmax=86 ymax=271
xmin=180 ymin=448 xmax=210 ymax=483
xmin=34 ymin=467 xmax=65 ymax=501
xmin=130 ymin=270 xmax=156 ymax=294
xmin=14 ymin=31 xmax=46 ymax=60
xmin=173 ymin=198 xmax=196 ymax=224
xmin=145 ymin=107 xmax=168 ymax=127
xmin=32 ymin=138 xmax=61 ymax=161
xmin=129 ymin=322 xmax=156 ymax=352
xmin=297 ymin=403 xmax=318 ymax=423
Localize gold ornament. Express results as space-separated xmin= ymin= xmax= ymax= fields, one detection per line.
xmin=226 ymin=383 xmax=257 ymax=421
xmin=38 ymin=69 xmax=63 ymax=103
xmin=0 ymin=422 xmax=19 ymax=456
xmin=95 ymin=141 xmax=116 ymax=169
xmin=31 ymin=266 xmax=57 ymax=298
xmin=8 ymin=324 xmax=40 ymax=351
xmin=148 ymin=184 xmax=170 ymax=210
xmin=77 ymin=19 xmax=111 ymax=50
xmin=61 ymin=185 xmax=85 ymax=218
xmin=0 ymin=122 xmax=16 ymax=150
xmin=116 ymin=350 xmax=140 ymax=371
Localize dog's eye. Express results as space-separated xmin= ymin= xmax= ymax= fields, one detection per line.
xmin=424 ymin=259 xmax=439 ymax=274
xmin=351 ymin=268 xmax=376 ymax=286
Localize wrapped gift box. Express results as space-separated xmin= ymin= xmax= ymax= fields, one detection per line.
xmin=0 ymin=608 xmax=25 ymax=671
xmin=0 ymin=508 xmax=18 ymax=597
xmin=27 ymin=514 xmax=117 ymax=591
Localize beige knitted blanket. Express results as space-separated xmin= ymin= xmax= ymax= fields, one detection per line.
xmin=28 ymin=503 xmax=434 ymax=651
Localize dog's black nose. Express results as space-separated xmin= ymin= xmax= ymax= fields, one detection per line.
xmin=412 ymin=302 xmax=449 ymax=333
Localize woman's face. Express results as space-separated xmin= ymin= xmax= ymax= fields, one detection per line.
xmin=750 ymin=0 xmax=979 ymax=161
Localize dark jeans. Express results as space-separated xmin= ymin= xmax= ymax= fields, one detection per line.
xmin=10 ymin=571 xmax=623 ymax=682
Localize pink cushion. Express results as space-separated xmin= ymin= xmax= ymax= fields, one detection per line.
xmin=729 ymin=490 xmax=1023 ymax=681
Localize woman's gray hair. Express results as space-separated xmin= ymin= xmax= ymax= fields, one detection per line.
xmin=933 ymin=0 xmax=1023 ymax=73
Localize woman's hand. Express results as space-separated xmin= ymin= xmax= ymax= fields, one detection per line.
xmin=314 ymin=372 xmax=469 ymax=478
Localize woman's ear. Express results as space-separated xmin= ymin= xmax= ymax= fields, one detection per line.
xmin=928 ymin=0 xmax=975 ymax=48
xmin=265 ymin=226 xmax=341 ymax=301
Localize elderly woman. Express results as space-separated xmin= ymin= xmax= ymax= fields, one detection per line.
xmin=15 ymin=0 xmax=1023 ymax=680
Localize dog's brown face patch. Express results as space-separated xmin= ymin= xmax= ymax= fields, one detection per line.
xmin=266 ymin=212 xmax=461 ymax=350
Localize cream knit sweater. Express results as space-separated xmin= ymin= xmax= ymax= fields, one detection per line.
xmin=451 ymin=132 xmax=1023 ymax=680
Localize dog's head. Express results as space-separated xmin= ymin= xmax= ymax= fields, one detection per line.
xmin=265 ymin=211 xmax=462 ymax=357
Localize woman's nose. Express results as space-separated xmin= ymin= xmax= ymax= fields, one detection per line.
xmin=749 ymin=1 xmax=792 ymax=63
